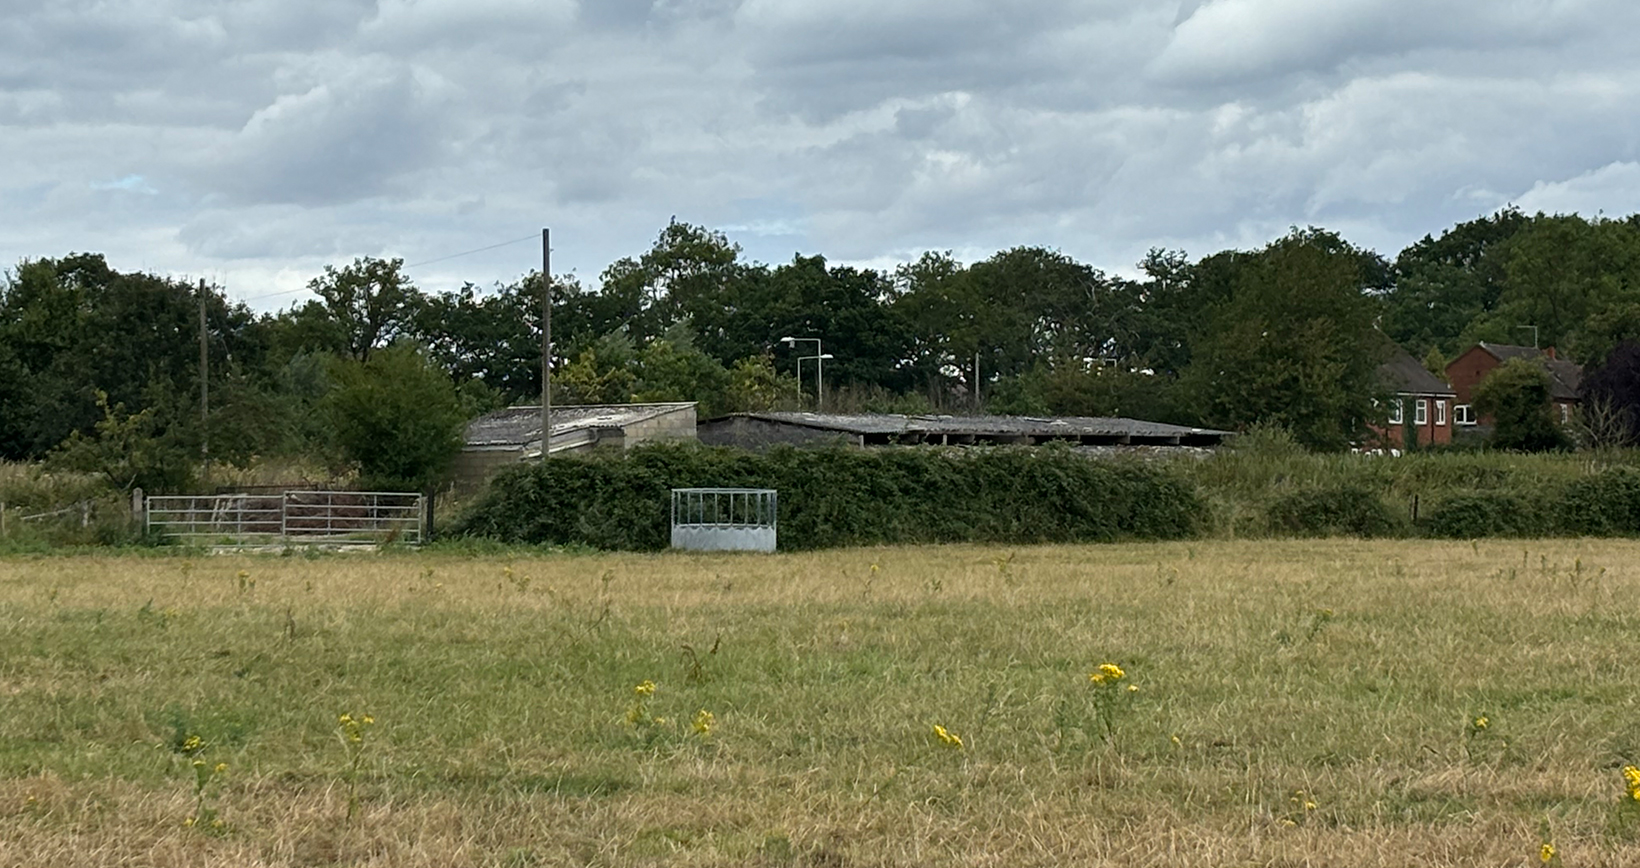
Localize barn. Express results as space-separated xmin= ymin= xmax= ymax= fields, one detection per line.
xmin=452 ymin=403 xmax=697 ymax=491
xmin=697 ymin=412 xmax=1232 ymax=450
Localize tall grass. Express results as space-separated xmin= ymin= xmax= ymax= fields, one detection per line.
xmin=0 ymin=540 xmax=1637 ymax=865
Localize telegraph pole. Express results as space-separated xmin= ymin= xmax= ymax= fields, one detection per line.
xmin=541 ymin=228 xmax=551 ymax=461
xmin=198 ymin=280 xmax=210 ymax=483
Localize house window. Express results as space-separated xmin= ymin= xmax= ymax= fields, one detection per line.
xmin=1455 ymin=404 xmax=1476 ymax=425
xmin=1415 ymin=399 xmax=1428 ymax=426
xmin=1561 ymin=403 xmax=1570 ymax=424
xmin=1436 ymin=400 xmax=1447 ymax=426
xmin=1388 ymin=399 xmax=1404 ymax=425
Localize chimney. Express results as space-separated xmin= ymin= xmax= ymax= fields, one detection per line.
xmin=1546 ymin=346 xmax=1557 ymax=360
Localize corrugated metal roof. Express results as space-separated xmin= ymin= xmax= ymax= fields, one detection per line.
xmin=465 ymin=403 xmax=696 ymax=448
xmin=720 ymin=412 xmax=1231 ymax=439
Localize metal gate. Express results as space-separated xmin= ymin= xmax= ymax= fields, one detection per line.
xmin=146 ymin=490 xmax=425 ymax=546
xmin=670 ymin=488 xmax=777 ymax=552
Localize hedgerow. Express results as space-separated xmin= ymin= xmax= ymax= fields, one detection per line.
xmin=451 ymin=443 xmax=1206 ymax=550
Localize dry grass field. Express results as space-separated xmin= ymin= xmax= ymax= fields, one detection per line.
xmin=2 ymin=539 xmax=1639 ymax=867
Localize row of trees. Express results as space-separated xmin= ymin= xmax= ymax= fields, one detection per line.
xmin=4 ymin=210 xmax=1640 ymax=491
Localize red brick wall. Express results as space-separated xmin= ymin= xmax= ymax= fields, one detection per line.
xmin=1367 ymin=394 xmax=1454 ymax=448
xmin=1445 ymin=346 xmax=1499 ymax=405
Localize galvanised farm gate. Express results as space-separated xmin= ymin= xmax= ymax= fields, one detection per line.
xmin=145 ymin=490 xmax=425 ymax=546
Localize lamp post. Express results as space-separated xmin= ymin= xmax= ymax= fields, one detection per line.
xmin=781 ymin=336 xmax=827 ymax=411
xmin=798 ymin=353 xmax=834 ymax=411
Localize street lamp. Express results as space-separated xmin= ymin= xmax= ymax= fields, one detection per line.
xmin=799 ymin=353 xmax=834 ymax=412
xmin=781 ymin=336 xmax=828 ymax=411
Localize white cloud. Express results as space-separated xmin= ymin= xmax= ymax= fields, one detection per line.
xmin=1515 ymin=161 xmax=1640 ymax=218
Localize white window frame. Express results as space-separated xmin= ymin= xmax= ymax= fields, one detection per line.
xmin=1561 ymin=403 xmax=1570 ymax=424
xmin=1414 ymin=399 xmax=1428 ymax=426
xmin=1455 ymin=404 xmax=1476 ymax=426
xmin=1388 ymin=399 xmax=1404 ymax=425
xmin=1436 ymin=400 xmax=1447 ymax=426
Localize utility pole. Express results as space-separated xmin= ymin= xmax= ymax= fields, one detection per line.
xmin=541 ymin=228 xmax=551 ymax=461
xmin=198 ymin=280 xmax=210 ymax=483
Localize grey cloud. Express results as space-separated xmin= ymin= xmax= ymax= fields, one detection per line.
xmin=194 ymin=64 xmax=447 ymax=206
xmin=5 ymin=0 xmax=1640 ymax=305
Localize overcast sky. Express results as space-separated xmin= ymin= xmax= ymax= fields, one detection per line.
xmin=4 ymin=0 xmax=1640 ymax=309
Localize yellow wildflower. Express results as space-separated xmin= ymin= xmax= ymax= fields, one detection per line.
xmin=183 ymin=817 xmax=196 ymax=828
xmin=1540 ymin=842 xmax=1555 ymax=863
xmin=192 ymin=759 xmax=205 ymax=769
xmin=214 ymin=763 xmax=228 ymax=774
xmin=1622 ymin=765 xmax=1640 ymax=789
xmin=362 ymin=715 xmax=375 ymax=726
xmin=339 ymin=714 xmax=353 ymax=725
xmin=1089 ymin=663 xmax=1125 ymax=685
xmin=1127 ymin=684 xmax=1139 ymax=693
xmin=692 ymin=709 xmax=715 ymax=736
xmin=634 ymin=680 xmax=656 ymax=697
xmin=181 ymin=735 xmax=203 ymax=754
xmin=932 ymin=724 xmax=963 ymax=748
xmin=1473 ymin=716 xmax=1488 ymax=730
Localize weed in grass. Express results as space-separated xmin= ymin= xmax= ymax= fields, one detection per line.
xmin=931 ymin=724 xmax=963 ymax=749
xmin=1087 ymin=663 xmax=1137 ymax=745
xmin=625 ymin=680 xmax=659 ymax=728
xmin=680 ymin=634 xmax=720 ymax=684
xmin=1464 ymin=714 xmax=1499 ymax=763
xmin=691 ymin=709 xmax=715 ymax=738
xmin=1618 ymin=765 xmax=1640 ymax=836
xmin=336 ymin=712 xmax=376 ymax=822
xmin=183 ymin=759 xmax=228 ymax=831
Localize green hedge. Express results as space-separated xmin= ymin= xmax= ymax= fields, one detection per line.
xmin=452 ymin=444 xmax=1207 ymax=550
xmin=1266 ymin=485 xmax=1404 ymax=538
xmin=1421 ymin=491 xmax=1551 ymax=539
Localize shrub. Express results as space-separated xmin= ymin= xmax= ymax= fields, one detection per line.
xmin=1266 ymin=485 xmax=1404 ymax=537
xmin=1559 ymin=467 xmax=1640 ymax=536
xmin=1422 ymin=491 xmax=1550 ymax=538
xmin=452 ymin=443 xmax=1207 ymax=551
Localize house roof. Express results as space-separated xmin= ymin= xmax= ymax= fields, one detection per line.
xmin=1476 ymin=342 xmax=1583 ymax=401
xmin=1379 ymin=347 xmax=1455 ymax=396
xmin=465 ymin=403 xmax=695 ymax=448
xmin=709 ymin=411 xmax=1232 ymax=441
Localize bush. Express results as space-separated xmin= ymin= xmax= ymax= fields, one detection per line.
xmin=321 ymin=345 xmax=467 ymax=491
xmin=452 ymin=443 xmax=1207 ymax=551
xmin=1422 ymin=491 xmax=1550 ymax=538
xmin=1266 ymin=485 xmax=1404 ymax=537
xmin=1559 ymin=467 xmax=1640 ymax=536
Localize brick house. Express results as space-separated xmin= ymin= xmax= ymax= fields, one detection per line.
xmin=1444 ymin=343 xmax=1582 ymax=430
xmin=1371 ymin=346 xmax=1456 ymax=448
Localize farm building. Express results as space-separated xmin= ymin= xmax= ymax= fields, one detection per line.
xmin=698 ymin=412 xmax=1233 ymax=449
xmin=451 ymin=402 xmax=697 ymax=490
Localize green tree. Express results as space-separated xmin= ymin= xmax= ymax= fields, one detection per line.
xmin=320 ymin=345 xmax=467 ymax=491
xmin=1180 ymin=228 xmax=1390 ymax=450
xmin=1471 ymin=359 xmax=1570 ymax=452
xmin=47 ymin=390 xmax=195 ymax=493
xmin=1382 ymin=208 xmax=1529 ymax=358
xmin=0 ymin=254 xmax=260 ymax=460
xmin=307 ymin=257 xmax=422 ymax=362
